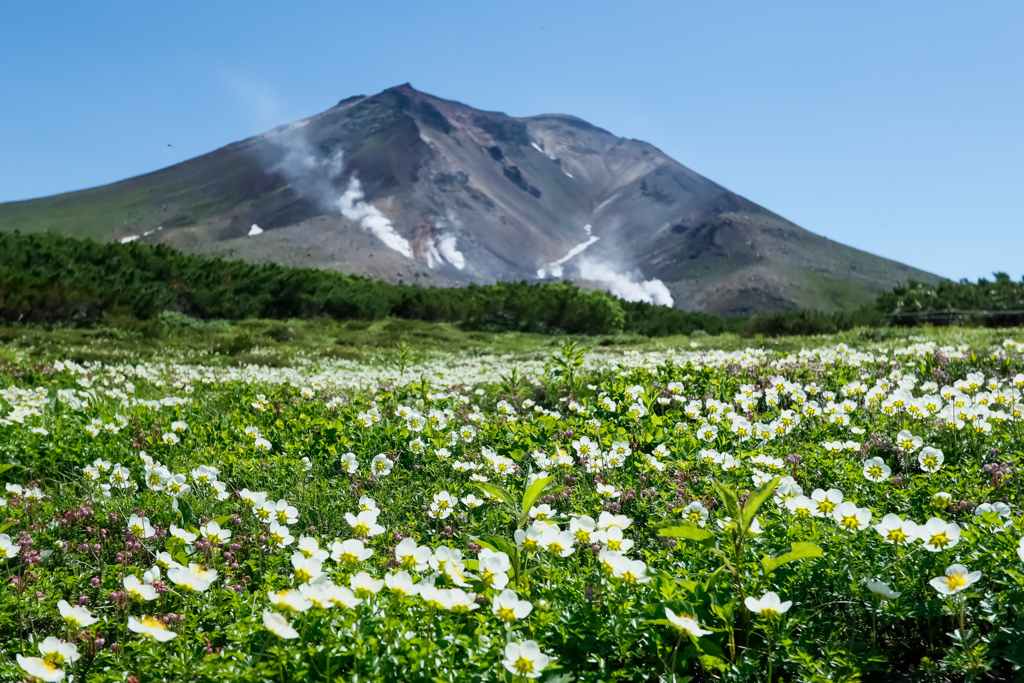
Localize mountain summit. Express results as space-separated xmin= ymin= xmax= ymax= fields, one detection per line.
xmin=0 ymin=84 xmax=939 ymax=314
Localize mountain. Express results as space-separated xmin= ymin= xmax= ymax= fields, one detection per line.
xmin=0 ymin=83 xmax=941 ymax=315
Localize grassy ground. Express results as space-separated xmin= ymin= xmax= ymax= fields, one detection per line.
xmin=1 ymin=315 xmax=1022 ymax=367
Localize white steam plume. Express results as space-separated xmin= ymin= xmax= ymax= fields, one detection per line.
xmin=337 ymin=178 xmax=412 ymax=259
xmin=264 ymin=129 xmax=412 ymax=259
xmin=577 ymin=258 xmax=674 ymax=307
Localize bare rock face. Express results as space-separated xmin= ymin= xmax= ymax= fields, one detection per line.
xmin=0 ymin=83 xmax=940 ymax=314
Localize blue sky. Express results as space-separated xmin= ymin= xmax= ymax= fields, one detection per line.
xmin=1 ymin=1 xmax=1021 ymax=281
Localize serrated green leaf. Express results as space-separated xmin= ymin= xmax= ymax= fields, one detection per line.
xmin=761 ymin=541 xmax=823 ymax=575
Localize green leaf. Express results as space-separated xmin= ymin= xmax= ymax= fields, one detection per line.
xmin=479 ymin=534 xmax=517 ymax=559
xmin=712 ymin=481 xmax=742 ymax=521
xmin=658 ymin=524 xmax=715 ymax=543
xmin=521 ymin=476 xmax=555 ymax=519
xmin=740 ymin=477 xmax=779 ymax=534
xmin=760 ymin=541 xmax=823 ymax=575
xmin=175 ymin=497 xmax=194 ymax=528
xmin=472 ymin=483 xmax=516 ymax=509
xmin=0 ymin=464 xmax=15 ymax=475
xmin=696 ymin=635 xmax=728 ymax=662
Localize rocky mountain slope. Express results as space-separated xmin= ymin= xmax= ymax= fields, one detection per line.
xmin=0 ymin=83 xmax=940 ymax=314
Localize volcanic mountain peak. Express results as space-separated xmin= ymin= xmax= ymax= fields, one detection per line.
xmin=0 ymin=83 xmax=940 ymax=314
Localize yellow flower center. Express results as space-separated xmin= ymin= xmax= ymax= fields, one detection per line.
xmin=944 ymin=573 xmax=967 ymax=591
xmin=929 ymin=532 xmax=951 ymax=549
xmin=607 ymin=539 xmax=622 ymax=551
xmin=513 ymin=656 xmax=535 ymax=675
xmin=817 ymin=500 xmax=836 ymax=514
xmin=400 ymin=555 xmax=418 ymax=570
xmin=886 ymin=529 xmax=909 ymax=544
xmin=141 ymin=616 xmax=167 ymax=630
xmin=339 ymin=552 xmax=357 ymax=566
xmin=496 ymin=606 xmax=516 ymax=622
xmin=547 ymin=542 xmax=564 ymax=555
xmin=295 ymin=568 xmax=312 ymax=583
xmin=841 ymin=515 xmax=860 ymax=530
xmin=353 ymin=523 xmax=369 ymax=536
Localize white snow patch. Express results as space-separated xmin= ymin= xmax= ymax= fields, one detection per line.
xmin=120 ymin=235 xmax=139 ymax=244
xmin=578 ymin=259 xmax=674 ymax=307
xmin=437 ymin=233 xmax=466 ymax=270
xmin=337 ymin=177 xmax=413 ymax=259
xmin=531 ymin=142 xmax=545 ymax=154
xmin=248 ymin=224 xmax=263 ymax=236
xmin=551 ymin=235 xmax=599 ymax=267
xmin=537 ymin=268 xmax=547 ymax=279
xmin=549 ymin=264 xmax=564 ymax=278
xmin=563 ymin=171 xmax=574 ymax=178
xmin=583 ymin=224 xmax=592 ymax=235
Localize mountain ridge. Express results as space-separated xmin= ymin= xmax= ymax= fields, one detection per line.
xmin=0 ymin=83 xmax=942 ymax=315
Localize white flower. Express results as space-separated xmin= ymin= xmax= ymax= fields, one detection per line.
xmin=811 ymin=488 xmax=843 ymax=517
xmin=502 ymin=640 xmax=550 ymax=679
xmin=272 ymin=499 xmax=299 ymax=525
xmin=461 ymin=494 xmax=484 ymax=508
xmin=862 ymin=457 xmax=891 ymax=483
xmin=124 ymin=574 xmax=158 ymax=602
xmin=340 ymin=452 xmax=358 ymax=474
xmin=679 ymin=502 xmax=709 ymax=526
xmin=199 ymin=521 xmax=231 ymax=545
xmin=865 ymin=580 xmax=901 ymax=600
xmin=665 ymin=607 xmax=712 ymax=636
xmin=744 ymin=591 xmax=792 ymax=616
xmin=492 ymin=589 xmax=532 ymax=623
xmin=930 ymin=564 xmax=981 ymax=596
xmin=167 ymin=563 xmax=217 ymax=592
xmin=874 ymin=514 xmax=918 ymax=545
xmin=918 ymin=447 xmax=944 ymax=472
xmin=266 ymin=522 xmax=295 ymax=549
xmin=263 ymin=610 xmax=299 ymax=639
xmin=37 ymin=637 xmax=79 ymax=667
xmin=291 ymin=553 xmax=324 ymax=584
xmin=345 ymin=509 xmax=385 ymax=537
xmin=269 ymin=588 xmax=313 ymax=613
xmin=16 ymin=654 xmax=65 ymax=682
xmin=0 ymin=533 xmax=18 ymax=558
xmin=478 ymin=548 xmax=512 ymax=590
xmin=128 ymin=616 xmax=177 ymax=641
xmin=919 ymin=518 xmax=961 ymax=552
xmin=350 ymin=571 xmax=384 ymax=599
xmin=895 ymin=430 xmax=923 ymax=452
xmin=833 ymin=501 xmax=872 ymax=532
xmin=162 ymin=432 xmax=180 ymax=445
xmin=395 ymin=538 xmax=432 ymax=572
xmin=384 ymin=570 xmax=419 ymax=597
xmin=370 ymin=454 xmax=394 ymax=477
xmin=429 ymin=491 xmax=456 ymax=519
xmin=330 ymin=538 xmax=373 ymax=566
xmin=57 ymin=599 xmax=98 ymax=628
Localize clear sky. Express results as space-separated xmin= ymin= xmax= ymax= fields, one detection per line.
xmin=1 ymin=1 xmax=1021 ymax=281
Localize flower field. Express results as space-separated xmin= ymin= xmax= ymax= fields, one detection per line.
xmin=2 ymin=335 xmax=1024 ymax=682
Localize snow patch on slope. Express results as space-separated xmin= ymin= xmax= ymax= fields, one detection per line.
xmin=248 ymin=224 xmax=263 ymax=236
